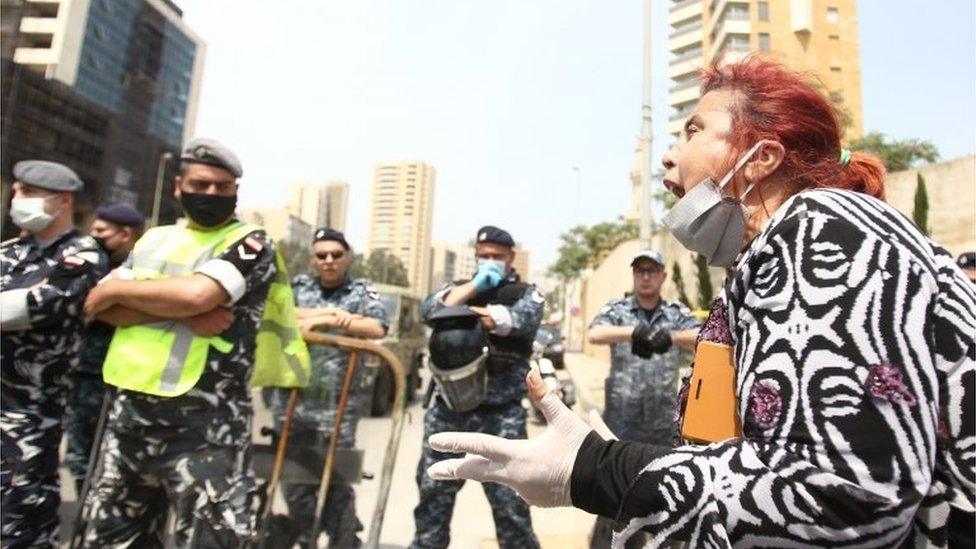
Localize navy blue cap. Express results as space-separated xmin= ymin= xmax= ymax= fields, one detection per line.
xmin=958 ymin=252 xmax=976 ymax=270
xmin=475 ymin=225 xmax=514 ymax=248
xmin=96 ymin=203 xmax=145 ymax=228
xmin=13 ymin=160 xmax=83 ymax=192
xmin=313 ymin=227 xmax=350 ymax=250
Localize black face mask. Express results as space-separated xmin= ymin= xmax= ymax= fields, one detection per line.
xmin=180 ymin=192 xmax=237 ymax=228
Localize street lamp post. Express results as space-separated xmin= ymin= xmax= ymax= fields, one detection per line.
xmin=150 ymin=151 xmax=173 ymax=228
xmin=639 ymin=0 xmax=654 ymax=249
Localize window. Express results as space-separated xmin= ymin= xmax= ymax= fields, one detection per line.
xmin=758 ymin=1 xmax=769 ymax=21
xmin=758 ymin=33 xmax=771 ymax=51
xmin=826 ymin=7 xmax=839 ymax=23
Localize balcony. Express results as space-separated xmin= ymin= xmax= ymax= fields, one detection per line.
xmin=669 ymin=46 xmax=702 ymax=65
xmin=668 ymin=0 xmax=702 ymax=27
xmin=667 ymin=85 xmax=700 ymax=107
xmin=669 ymin=19 xmax=702 ymax=39
xmin=668 ymin=75 xmax=700 ymax=94
xmin=707 ymin=20 xmax=751 ymax=61
xmin=669 ymin=100 xmax=698 ymax=122
xmin=668 ymin=56 xmax=701 ymax=79
xmin=705 ymin=0 xmax=749 ymax=37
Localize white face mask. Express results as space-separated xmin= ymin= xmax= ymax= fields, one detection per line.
xmin=661 ymin=141 xmax=765 ymax=267
xmin=10 ymin=196 xmax=59 ymax=233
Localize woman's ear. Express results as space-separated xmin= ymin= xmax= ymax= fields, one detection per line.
xmin=744 ymin=140 xmax=786 ymax=183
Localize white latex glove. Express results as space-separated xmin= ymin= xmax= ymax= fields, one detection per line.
xmin=426 ymin=370 xmax=593 ymax=507
xmin=588 ymin=410 xmax=618 ymax=441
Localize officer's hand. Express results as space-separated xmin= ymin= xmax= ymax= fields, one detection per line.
xmin=330 ymin=309 xmax=356 ymax=330
xmin=184 ymin=307 xmax=234 ymax=336
xmin=631 ymin=322 xmax=672 ymax=358
xmin=426 ymin=370 xmax=593 ymax=507
xmin=83 ymin=280 xmax=119 ymax=317
xmin=471 ymin=261 xmax=504 ymax=293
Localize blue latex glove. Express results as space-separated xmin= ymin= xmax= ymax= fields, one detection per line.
xmin=472 ymin=260 xmax=504 ymax=293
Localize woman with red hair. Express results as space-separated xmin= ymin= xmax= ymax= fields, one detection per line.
xmin=425 ymin=56 xmax=975 ymax=547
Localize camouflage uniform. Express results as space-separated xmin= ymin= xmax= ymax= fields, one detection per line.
xmin=0 ymin=231 xmax=109 ymax=547
xmin=64 ymin=259 xmax=122 ymax=490
xmin=265 ymin=274 xmax=389 ymax=548
xmin=411 ymin=272 xmax=544 ymax=549
xmin=83 ymin=228 xmax=277 ymax=548
xmin=587 ymin=294 xmax=699 ymax=549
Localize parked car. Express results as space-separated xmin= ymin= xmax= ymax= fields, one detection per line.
xmin=364 ymin=284 xmax=427 ymax=416
xmin=534 ymin=325 xmax=565 ymax=369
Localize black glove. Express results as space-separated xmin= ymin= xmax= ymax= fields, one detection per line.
xmin=631 ymin=322 xmax=672 ymax=358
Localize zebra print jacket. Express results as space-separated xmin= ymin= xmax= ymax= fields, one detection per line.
xmin=571 ymin=189 xmax=975 ymax=547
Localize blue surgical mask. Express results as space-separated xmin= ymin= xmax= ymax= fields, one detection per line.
xmin=477 ymin=258 xmax=506 ymax=273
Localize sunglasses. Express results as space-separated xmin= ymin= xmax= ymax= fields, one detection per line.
xmin=633 ymin=267 xmax=663 ymax=276
xmin=315 ymin=250 xmax=345 ymax=261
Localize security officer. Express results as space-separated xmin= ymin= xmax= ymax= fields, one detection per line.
xmin=411 ymin=225 xmax=544 ymax=549
xmin=0 ymin=161 xmax=109 ymax=546
xmin=585 ymin=249 xmax=700 ymax=549
xmin=65 ymin=203 xmax=144 ymax=493
xmin=81 ymin=138 xmax=306 ymax=547
xmin=266 ymin=227 xmax=388 ymax=548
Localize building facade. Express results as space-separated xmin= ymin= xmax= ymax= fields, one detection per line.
xmin=667 ymin=0 xmax=863 ymax=140
xmin=239 ymin=208 xmax=313 ymax=247
xmin=1 ymin=0 xmax=205 ymax=235
xmin=287 ymin=180 xmax=349 ymax=231
xmin=367 ymin=161 xmax=435 ymax=294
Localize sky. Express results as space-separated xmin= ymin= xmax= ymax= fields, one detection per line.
xmin=177 ymin=0 xmax=976 ymax=273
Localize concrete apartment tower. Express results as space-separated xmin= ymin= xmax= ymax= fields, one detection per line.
xmin=287 ymin=180 xmax=349 ymax=232
xmin=368 ymin=161 xmax=436 ymax=294
xmin=666 ymin=0 xmax=863 ymax=140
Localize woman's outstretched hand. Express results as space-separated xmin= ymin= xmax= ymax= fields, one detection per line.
xmin=426 ymin=369 xmax=596 ymax=507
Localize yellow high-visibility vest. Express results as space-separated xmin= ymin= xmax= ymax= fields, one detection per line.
xmin=102 ymin=220 xmax=310 ymax=396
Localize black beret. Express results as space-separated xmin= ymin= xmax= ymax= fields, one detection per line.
xmin=13 ymin=160 xmax=84 ymax=192
xmin=475 ymin=225 xmax=514 ymax=248
xmin=96 ymin=203 xmax=145 ymax=228
xmin=958 ymin=252 xmax=976 ymax=270
xmin=313 ymin=227 xmax=350 ymax=250
xmin=180 ymin=138 xmax=243 ymax=178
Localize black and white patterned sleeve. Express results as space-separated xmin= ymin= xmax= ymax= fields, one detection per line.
xmin=599 ymin=199 xmax=952 ymax=547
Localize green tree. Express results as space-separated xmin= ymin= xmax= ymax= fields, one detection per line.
xmin=548 ymin=217 xmax=639 ymax=279
xmin=363 ymin=249 xmax=409 ymax=286
xmin=848 ymin=132 xmax=940 ymax=172
xmin=671 ymin=261 xmax=691 ymax=307
xmin=694 ymin=253 xmax=713 ymax=310
xmin=912 ymin=172 xmax=930 ymax=236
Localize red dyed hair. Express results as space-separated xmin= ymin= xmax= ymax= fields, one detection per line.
xmin=701 ymin=55 xmax=885 ymax=200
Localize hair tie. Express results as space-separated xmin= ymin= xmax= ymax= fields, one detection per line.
xmin=839 ymin=148 xmax=852 ymax=166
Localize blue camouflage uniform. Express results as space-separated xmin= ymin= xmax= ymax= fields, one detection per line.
xmin=587 ymin=295 xmax=699 ymax=549
xmin=0 ymin=230 xmax=109 ymax=547
xmin=266 ymin=274 xmax=389 ymax=549
xmin=589 ymin=295 xmax=700 ymax=444
xmin=411 ymin=271 xmax=544 ymax=549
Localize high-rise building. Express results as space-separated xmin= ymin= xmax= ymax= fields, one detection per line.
xmin=239 ymin=208 xmax=312 ymax=247
xmin=368 ymin=161 xmax=435 ymax=293
xmin=666 ymin=0 xmax=863 ymax=140
xmin=1 ymin=0 xmax=205 ymax=233
xmin=324 ymin=181 xmax=348 ymax=232
xmin=512 ymin=245 xmax=531 ymax=283
xmin=287 ymin=180 xmax=348 ymax=231
xmin=429 ymin=241 xmax=458 ymax=290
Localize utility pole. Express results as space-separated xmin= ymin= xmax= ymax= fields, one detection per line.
xmin=639 ymin=0 xmax=654 ymax=249
xmin=150 ymin=151 xmax=173 ymax=228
